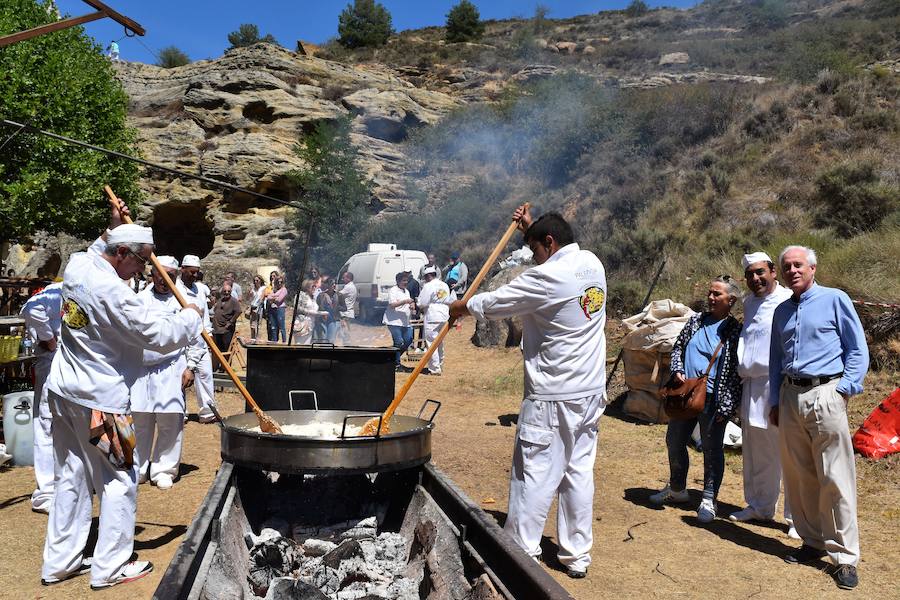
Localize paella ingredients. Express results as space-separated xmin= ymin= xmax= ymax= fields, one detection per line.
xmin=246 ymin=422 xmax=362 ymax=438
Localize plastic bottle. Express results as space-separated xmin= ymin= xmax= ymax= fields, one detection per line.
xmin=22 ymin=333 xmax=34 ymax=357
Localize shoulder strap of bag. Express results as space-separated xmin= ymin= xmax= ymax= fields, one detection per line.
xmin=703 ymin=339 xmax=725 ymax=378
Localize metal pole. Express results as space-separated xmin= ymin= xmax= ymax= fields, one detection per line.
xmin=287 ymin=217 xmax=315 ymax=344
xmin=606 ymin=257 xmax=667 ymax=388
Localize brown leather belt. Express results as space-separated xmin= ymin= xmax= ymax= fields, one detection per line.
xmin=786 ymin=373 xmax=843 ymax=387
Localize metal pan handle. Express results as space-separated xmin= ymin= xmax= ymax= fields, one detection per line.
xmin=341 ymin=413 xmax=383 ymax=439
xmin=417 ymin=399 xmax=441 ymax=423
xmin=288 ymin=390 xmax=319 ymax=411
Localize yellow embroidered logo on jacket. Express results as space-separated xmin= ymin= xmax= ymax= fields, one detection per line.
xmin=436 ymin=289 xmax=449 ymax=300
xmin=62 ymin=298 xmax=89 ymax=329
xmin=580 ymin=287 xmax=605 ymax=320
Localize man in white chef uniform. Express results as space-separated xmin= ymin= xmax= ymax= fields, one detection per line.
xmin=133 ymin=256 xmax=195 ymax=490
xmin=730 ymin=251 xmax=797 ymax=537
xmin=177 ymin=254 xmax=217 ymax=423
xmin=41 ymin=201 xmax=202 ymax=590
xmin=449 ymin=205 xmax=607 ymax=579
xmin=21 ymin=280 xmax=64 ymax=513
xmin=416 ymin=266 xmax=451 ymax=375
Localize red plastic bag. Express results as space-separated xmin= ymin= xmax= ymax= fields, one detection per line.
xmin=852 ymin=388 xmax=900 ymax=460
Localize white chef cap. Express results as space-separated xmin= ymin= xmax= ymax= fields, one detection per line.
xmin=107 ymin=224 xmax=154 ymax=246
xmin=422 ymin=266 xmax=437 ymax=277
xmin=742 ymin=251 xmax=773 ymax=269
xmin=181 ymin=254 xmax=201 ymax=268
xmin=156 ymin=255 xmax=179 ymax=270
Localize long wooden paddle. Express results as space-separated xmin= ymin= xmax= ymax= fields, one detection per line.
xmin=360 ymin=204 xmax=529 ymax=436
xmin=104 ymin=185 xmax=283 ymax=434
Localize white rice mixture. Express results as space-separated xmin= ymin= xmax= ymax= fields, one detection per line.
xmin=246 ymin=422 xmax=363 ymax=438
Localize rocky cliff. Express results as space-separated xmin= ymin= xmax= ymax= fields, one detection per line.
xmin=115 ymin=44 xmax=462 ymax=265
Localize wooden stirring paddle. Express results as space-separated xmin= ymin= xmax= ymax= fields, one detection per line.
xmin=104 ymin=185 xmax=282 ymax=434
xmin=360 ymin=204 xmax=529 ymax=436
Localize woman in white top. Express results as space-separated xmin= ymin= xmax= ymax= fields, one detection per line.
xmin=383 ymin=272 xmax=415 ymax=372
xmin=248 ymin=275 xmax=266 ymax=341
xmin=291 ymin=279 xmax=327 ymax=345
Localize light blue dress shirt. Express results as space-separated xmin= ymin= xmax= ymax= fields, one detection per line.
xmin=769 ymin=283 xmax=869 ymax=406
xmin=684 ymin=315 xmax=726 ymax=393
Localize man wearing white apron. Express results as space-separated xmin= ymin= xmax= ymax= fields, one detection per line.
xmin=41 ymin=203 xmax=202 ymax=590
xmin=730 ymin=252 xmax=797 ymax=538
xmin=177 ymin=255 xmax=217 ymax=423
xmin=416 ymin=267 xmax=451 ymax=375
xmin=450 ymin=206 xmax=607 ymax=579
xmin=133 ymin=257 xmax=194 ymax=490
xmin=21 ymin=281 xmax=63 ymax=513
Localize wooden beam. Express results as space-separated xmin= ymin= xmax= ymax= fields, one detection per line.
xmin=0 ymin=12 xmax=106 ymax=48
xmin=80 ymin=0 xmax=145 ymax=36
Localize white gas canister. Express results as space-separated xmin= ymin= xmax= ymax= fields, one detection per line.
xmin=2 ymin=391 xmax=34 ymax=466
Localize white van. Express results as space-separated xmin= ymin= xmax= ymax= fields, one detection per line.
xmin=338 ymin=244 xmax=427 ymax=322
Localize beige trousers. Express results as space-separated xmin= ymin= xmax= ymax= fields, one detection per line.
xmin=779 ymin=380 xmax=859 ymax=566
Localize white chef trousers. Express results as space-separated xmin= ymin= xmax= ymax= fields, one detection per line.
xmin=31 ymin=356 xmax=58 ymax=512
xmin=740 ymin=377 xmax=791 ymax=521
xmin=43 ymin=391 xmax=139 ymax=586
xmin=505 ymin=393 xmax=605 ymax=572
xmin=779 ymin=380 xmax=859 ymax=566
xmin=133 ymin=412 xmax=183 ymax=484
xmin=423 ymin=321 xmax=445 ymax=373
xmin=191 ymin=351 xmax=216 ymax=418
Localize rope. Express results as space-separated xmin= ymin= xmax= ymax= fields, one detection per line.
xmin=853 ymin=299 xmax=900 ymax=310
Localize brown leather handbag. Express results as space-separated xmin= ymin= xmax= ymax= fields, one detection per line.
xmin=660 ymin=340 xmax=724 ymax=420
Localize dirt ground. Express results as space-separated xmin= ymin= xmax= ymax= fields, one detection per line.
xmin=0 ymin=318 xmax=897 ymax=599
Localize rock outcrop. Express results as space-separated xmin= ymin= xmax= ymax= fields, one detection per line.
xmin=115 ymin=44 xmax=462 ymax=264
xmin=471 ymin=265 xmax=530 ymax=348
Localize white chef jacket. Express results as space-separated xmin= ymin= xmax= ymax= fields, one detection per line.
xmin=737 ymin=283 xmax=792 ymax=428
xmin=130 ymin=287 xmax=190 ymax=413
xmin=417 ymin=279 xmax=451 ymax=324
xmin=382 ymin=286 xmax=411 ymax=327
xmin=46 ymin=237 xmax=201 ymax=413
xmin=21 ymin=282 xmax=64 ymax=360
xmin=467 ymin=243 xmax=607 ymax=401
xmin=177 ymin=277 xmax=212 ymax=369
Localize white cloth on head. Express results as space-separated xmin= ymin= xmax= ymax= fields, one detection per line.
xmin=422 ymin=266 xmax=437 ymax=277
xmin=155 ymin=255 xmax=179 ymax=270
xmin=106 ymin=223 xmax=153 ymax=246
xmin=505 ymin=394 xmax=605 ymax=572
xmin=737 ymin=283 xmax=791 ymax=428
xmin=46 ymin=237 xmax=201 ymax=413
xmin=742 ymin=252 xmax=773 ymax=269
xmin=181 ymin=254 xmax=201 ymax=268
xmin=134 ymin=412 xmax=183 ymax=484
xmin=42 ymin=392 xmax=138 ymax=586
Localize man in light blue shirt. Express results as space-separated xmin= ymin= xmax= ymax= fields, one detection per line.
xmin=769 ymin=245 xmax=868 ymax=591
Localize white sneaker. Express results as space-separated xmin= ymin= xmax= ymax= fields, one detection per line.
xmin=649 ymin=486 xmax=690 ymax=505
xmin=697 ymin=498 xmax=717 ymax=523
xmin=90 ymin=560 xmax=153 ymax=589
xmin=787 ymin=525 xmax=801 ymax=539
xmin=155 ymin=474 xmax=174 ymax=490
xmin=729 ymin=506 xmax=767 ymax=522
xmin=41 ymin=558 xmax=92 ymax=585
xmin=198 ymin=408 xmax=218 ymax=423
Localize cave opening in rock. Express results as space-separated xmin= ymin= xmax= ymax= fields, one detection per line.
xmin=151 ymin=201 xmax=215 ymax=262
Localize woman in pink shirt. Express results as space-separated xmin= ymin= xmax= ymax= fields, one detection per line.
xmin=266 ymin=276 xmax=288 ymax=342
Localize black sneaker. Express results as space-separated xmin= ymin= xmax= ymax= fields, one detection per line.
xmin=784 ymin=544 xmax=826 ymax=565
xmin=831 ymin=564 xmax=858 ymax=590
xmin=566 ymin=567 xmax=587 ymax=579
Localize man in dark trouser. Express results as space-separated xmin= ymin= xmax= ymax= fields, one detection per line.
xmin=769 ymin=245 xmax=869 ymax=591
xmin=211 ymin=281 xmax=240 ymax=371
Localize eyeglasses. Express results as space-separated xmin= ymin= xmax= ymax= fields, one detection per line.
xmin=719 ymin=274 xmax=732 ymax=282
xmin=126 ymin=247 xmax=150 ymax=267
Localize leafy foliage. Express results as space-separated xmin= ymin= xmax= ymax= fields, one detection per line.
xmin=337 ymin=0 xmax=394 ymax=49
xmin=157 ymin=46 xmax=190 ymax=68
xmin=287 ymin=118 xmax=372 ymax=271
xmin=624 ymin=0 xmax=650 ymax=18
xmin=227 ymin=23 xmax=277 ymax=49
xmin=0 ymin=0 xmax=141 ymax=242
xmin=445 ymin=0 xmax=484 ymax=43
xmin=815 ymin=161 xmax=899 ymax=237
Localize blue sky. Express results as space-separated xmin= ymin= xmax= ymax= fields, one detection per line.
xmin=54 ymin=1 xmax=696 ymax=64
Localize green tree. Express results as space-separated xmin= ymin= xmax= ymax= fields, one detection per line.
xmin=227 ymin=23 xmax=278 ymax=49
xmin=287 ymin=118 xmax=372 ymax=270
xmin=157 ymin=45 xmax=190 ymax=68
xmin=624 ymin=0 xmax=649 ymax=17
xmin=446 ymin=0 xmax=484 ymax=43
xmin=337 ymin=0 xmax=394 ymax=49
xmin=0 ymin=0 xmax=141 ymax=243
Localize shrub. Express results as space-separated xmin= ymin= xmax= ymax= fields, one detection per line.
xmin=815 ymin=161 xmax=899 ymax=237
xmin=227 ymin=23 xmax=277 ymax=48
xmin=747 ymin=0 xmax=790 ymax=32
xmin=709 ymin=167 xmax=731 ymax=196
xmin=624 ymin=0 xmax=649 ymax=18
xmin=157 ymin=46 xmax=190 ymax=68
xmin=338 ymin=0 xmax=394 ymax=49
xmin=742 ymin=99 xmax=790 ymax=140
xmin=850 ymin=109 xmax=898 ymax=131
xmin=445 ymin=0 xmax=484 ymax=43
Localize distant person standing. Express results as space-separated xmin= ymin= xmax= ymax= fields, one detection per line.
xmin=211 ymin=282 xmax=241 ymax=369
xmin=445 ymin=251 xmax=468 ymax=296
xmin=383 ymin=272 xmax=415 ymax=372
xmin=770 ymin=246 xmax=869 ymax=590
xmin=730 ymin=252 xmax=796 ymax=536
xmin=20 ymin=280 xmax=63 ymax=514
xmin=317 ymin=277 xmax=341 ymax=343
xmin=107 ymin=40 xmax=120 ymax=62
xmin=339 ymin=271 xmax=358 ymax=345
xmin=420 ymin=253 xmax=441 ymax=281
xmin=224 ymin=271 xmax=242 ymax=301
xmin=416 ymin=267 xmax=451 ymax=375
xmin=265 ymin=275 xmax=288 ymax=342
xmin=248 ymin=275 xmax=266 ymax=341
xmin=177 ymin=255 xmax=217 ymax=424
